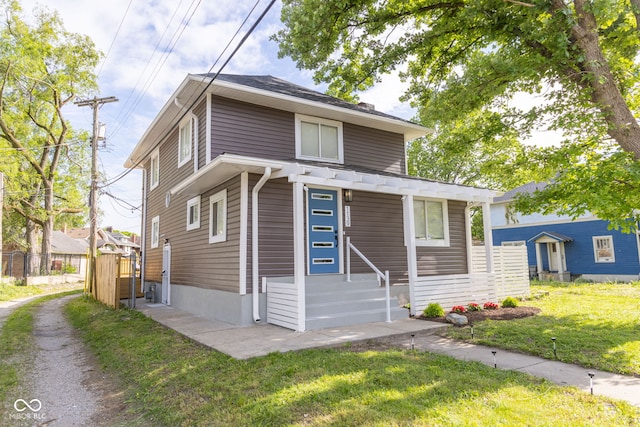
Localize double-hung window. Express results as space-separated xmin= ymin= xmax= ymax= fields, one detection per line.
xmin=209 ymin=190 xmax=227 ymax=244
xmin=186 ymin=196 xmax=201 ymax=231
xmin=150 ymin=149 xmax=159 ymax=190
xmin=178 ymin=117 xmax=192 ymax=167
xmin=151 ymin=216 xmax=160 ymax=248
xmin=413 ymin=198 xmax=450 ymax=247
xmin=295 ymin=114 xmax=343 ymax=163
xmin=593 ymin=235 xmax=614 ymax=263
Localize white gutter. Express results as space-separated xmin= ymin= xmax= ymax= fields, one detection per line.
xmin=252 ymin=167 xmax=272 ymax=322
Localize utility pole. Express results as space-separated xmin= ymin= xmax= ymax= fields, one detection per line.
xmin=75 ymin=96 xmax=118 ymax=294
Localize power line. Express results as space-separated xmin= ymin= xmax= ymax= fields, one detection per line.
xmin=101 ymin=0 xmax=276 ymax=189
xmin=96 ymin=0 xmax=134 ymax=79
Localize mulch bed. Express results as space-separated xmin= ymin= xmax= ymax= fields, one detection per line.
xmin=418 ymin=306 xmax=541 ymax=324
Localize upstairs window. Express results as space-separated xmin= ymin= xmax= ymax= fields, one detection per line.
xmin=593 ymin=235 xmax=614 ymax=263
xmin=186 ymin=196 xmax=201 ymax=231
xmin=178 ymin=117 xmax=192 ymax=167
xmin=150 ymin=149 xmax=159 ymax=190
xmin=295 ymin=114 xmax=343 ymax=163
xmin=413 ymin=198 xmax=450 ymax=247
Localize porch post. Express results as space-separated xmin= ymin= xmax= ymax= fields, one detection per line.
xmin=402 ymin=195 xmax=418 ymax=317
xmin=535 ymin=242 xmax=543 ymax=279
xmin=464 ymin=204 xmax=474 ymax=274
xmin=556 ymin=242 xmax=564 ymax=275
xmin=293 ymin=182 xmax=306 ymax=331
xmin=482 ymin=202 xmax=494 ymax=274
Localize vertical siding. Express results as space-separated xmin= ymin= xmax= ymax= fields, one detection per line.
xmin=211 ymin=97 xmax=295 ymax=160
xmin=343 ymin=123 xmax=406 ymax=174
xmin=415 ymin=201 xmax=469 ymax=275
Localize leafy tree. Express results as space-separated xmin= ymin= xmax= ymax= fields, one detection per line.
xmin=275 ymin=0 xmax=640 ymax=230
xmin=0 ymin=0 xmax=99 ymax=273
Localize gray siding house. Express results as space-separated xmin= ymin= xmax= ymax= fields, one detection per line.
xmin=125 ymin=74 xmax=497 ymax=331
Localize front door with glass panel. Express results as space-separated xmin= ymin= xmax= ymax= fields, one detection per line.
xmin=307 ymin=188 xmax=340 ymax=274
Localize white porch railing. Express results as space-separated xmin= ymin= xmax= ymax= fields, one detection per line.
xmin=412 ymin=246 xmax=530 ymax=313
xmin=346 ymin=236 xmax=391 ymax=323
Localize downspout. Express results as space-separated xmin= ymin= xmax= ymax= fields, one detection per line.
xmin=140 ymin=169 xmax=148 ymax=294
xmin=252 ymin=167 xmax=272 ymax=322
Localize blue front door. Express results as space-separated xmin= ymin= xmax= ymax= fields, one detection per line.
xmin=308 ymin=188 xmax=340 ymax=274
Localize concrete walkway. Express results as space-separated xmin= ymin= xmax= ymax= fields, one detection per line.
xmin=136 ymin=299 xmax=640 ymax=408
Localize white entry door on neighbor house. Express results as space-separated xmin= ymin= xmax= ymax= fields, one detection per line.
xmin=307 ymin=188 xmax=340 ymax=274
xmin=162 ymin=242 xmax=171 ymax=305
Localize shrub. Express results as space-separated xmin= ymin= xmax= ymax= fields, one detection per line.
xmin=451 ymin=305 xmax=466 ymax=314
xmin=502 ymin=296 xmax=519 ymax=308
xmin=467 ymin=302 xmax=482 ymax=311
xmin=483 ymin=302 xmax=499 ymax=310
xmin=423 ymin=303 xmax=445 ymax=318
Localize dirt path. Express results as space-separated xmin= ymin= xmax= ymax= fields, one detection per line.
xmin=12 ymin=295 xmax=140 ymax=426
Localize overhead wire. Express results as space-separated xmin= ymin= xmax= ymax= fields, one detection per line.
xmin=96 ymin=0 xmax=134 ymax=79
xmin=100 ymin=0 xmax=276 ymax=189
xmin=107 ymin=0 xmax=199 ymax=140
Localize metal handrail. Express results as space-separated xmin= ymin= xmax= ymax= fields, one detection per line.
xmin=345 ymin=236 xmax=391 ymax=323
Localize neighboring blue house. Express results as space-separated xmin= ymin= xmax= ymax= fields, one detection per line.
xmin=491 ymin=182 xmax=640 ymax=282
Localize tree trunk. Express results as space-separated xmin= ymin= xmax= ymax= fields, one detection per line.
xmin=40 ymin=182 xmax=54 ymax=275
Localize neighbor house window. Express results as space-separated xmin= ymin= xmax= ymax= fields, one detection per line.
xmin=186 ymin=196 xmax=201 ymax=231
xmin=178 ymin=117 xmax=192 ymax=167
xmin=295 ymin=114 xmax=343 ymax=163
xmin=209 ymin=189 xmax=227 ymax=244
xmin=150 ymin=149 xmax=159 ymax=190
xmin=593 ymin=235 xmax=615 ymax=263
xmin=502 ymin=241 xmax=526 ymax=247
xmin=413 ymin=198 xmax=449 ymax=246
xmin=151 ymin=216 xmax=160 ymax=248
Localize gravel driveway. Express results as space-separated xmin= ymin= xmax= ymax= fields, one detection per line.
xmin=6 ymin=295 xmax=143 ymax=426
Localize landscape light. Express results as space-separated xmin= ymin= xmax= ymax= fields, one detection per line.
xmin=492 ymin=351 xmax=497 ymax=369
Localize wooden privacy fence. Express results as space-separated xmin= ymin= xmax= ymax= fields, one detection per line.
xmin=412 ymin=246 xmax=530 ymax=312
xmin=93 ymin=254 xmax=142 ymax=309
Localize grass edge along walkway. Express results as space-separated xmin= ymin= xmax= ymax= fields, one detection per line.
xmin=64 ymin=295 xmax=640 ymax=427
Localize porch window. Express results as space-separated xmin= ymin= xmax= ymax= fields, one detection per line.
xmin=150 ymin=149 xmax=159 ymax=190
xmin=295 ymin=114 xmax=343 ymax=163
xmin=151 ymin=216 xmax=160 ymax=248
xmin=414 ymin=198 xmax=449 ymax=247
xmin=502 ymin=240 xmax=525 ymax=246
xmin=209 ymin=189 xmax=227 ymax=244
xmin=186 ymin=196 xmax=200 ymax=231
xmin=178 ymin=117 xmax=192 ymax=167
xmin=593 ymin=235 xmax=614 ymax=263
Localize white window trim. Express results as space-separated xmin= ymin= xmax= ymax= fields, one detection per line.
xmin=295 ymin=114 xmax=344 ymax=164
xmin=150 ymin=149 xmax=160 ymax=190
xmin=502 ymin=240 xmax=526 ymax=246
xmin=209 ymin=189 xmax=227 ymax=244
xmin=151 ymin=216 xmax=160 ymax=249
xmin=178 ymin=116 xmax=193 ymax=167
xmin=186 ymin=196 xmax=201 ymax=231
xmin=414 ymin=198 xmax=450 ymax=247
xmin=593 ymin=235 xmax=615 ymax=263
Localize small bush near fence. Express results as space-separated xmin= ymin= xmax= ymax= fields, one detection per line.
xmin=423 ymin=303 xmax=445 ymax=318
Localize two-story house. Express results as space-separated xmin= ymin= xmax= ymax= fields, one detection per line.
xmin=125 ymin=74 xmax=498 ymax=331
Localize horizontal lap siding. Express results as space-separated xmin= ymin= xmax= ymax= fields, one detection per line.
xmin=211 ymin=97 xmax=294 ymax=160
xmin=194 ymin=98 xmax=207 ymax=170
xmin=343 ymin=123 xmax=406 ymax=174
xmin=415 ymin=200 xmax=468 ymax=276
xmin=345 ymin=191 xmax=408 ymax=284
xmin=256 ymin=178 xmax=294 ymax=283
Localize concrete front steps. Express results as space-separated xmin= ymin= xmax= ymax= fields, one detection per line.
xmin=304 ymin=273 xmax=408 ymax=330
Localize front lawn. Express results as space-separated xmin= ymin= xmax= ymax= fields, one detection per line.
xmin=446 ymin=281 xmax=640 ymax=376
xmin=63 ymin=296 xmax=640 ymax=426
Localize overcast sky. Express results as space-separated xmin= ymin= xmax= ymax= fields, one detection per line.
xmin=18 ymin=0 xmax=414 ymax=234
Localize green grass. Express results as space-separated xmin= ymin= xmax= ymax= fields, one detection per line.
xmin=0 ymin=290 xmax=81 ymax=415
xmin=0 ymin=281 xmax=83 ymax=301
xmin=446 ymin=281 xmax=640 ymax=376
xmin=64 ymin=296 xmax=640 ymax=426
